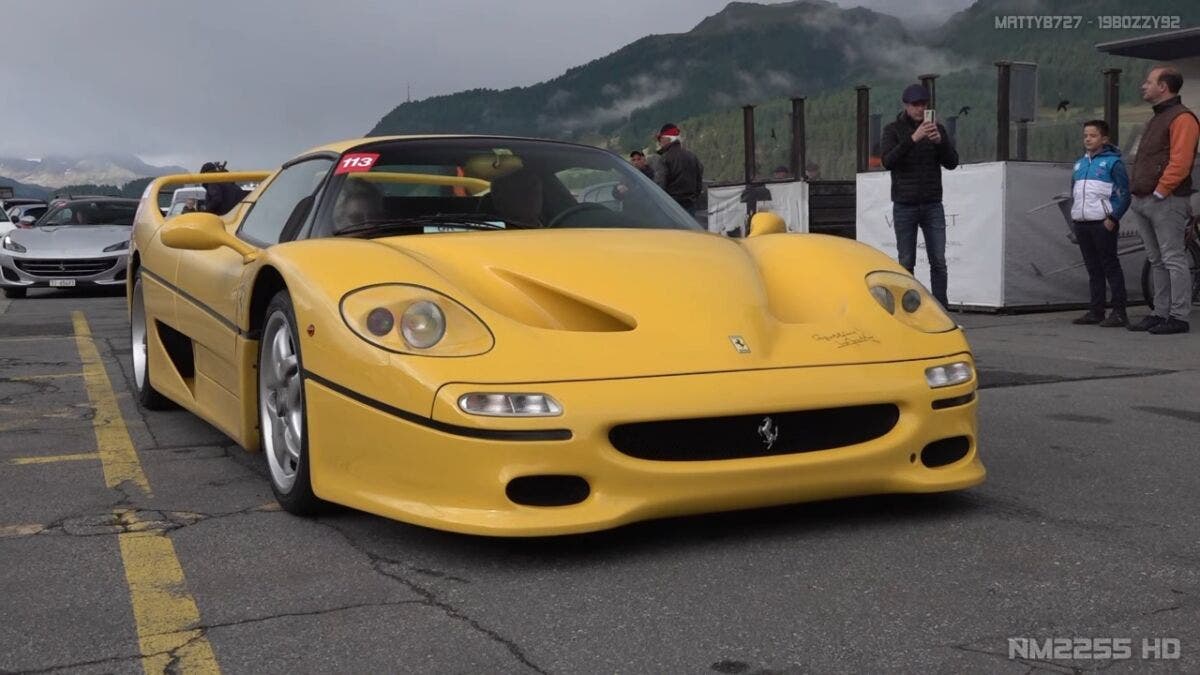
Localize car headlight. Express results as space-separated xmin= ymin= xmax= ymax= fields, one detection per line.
xmin=103 ymin=240 xmax=130 ymax=252
xmin=865 ymin=271 xmax=956 ymax=333
xmin=2 ymin=235 xmax=26 ymax=253
xmin=340 ymin=284 xmax=493 ymax=356
xmin=925 ymin=361 xmax=973 ymax=388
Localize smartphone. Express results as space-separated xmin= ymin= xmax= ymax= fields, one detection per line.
xmin=923 ymin=109 xmax=936 ymax=124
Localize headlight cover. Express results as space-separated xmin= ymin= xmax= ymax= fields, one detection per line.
xmin=865 ymin=271 xmax=956 ymax=333
xmin=2 ymin=235 xmax=26 ymax=253
xmin=340 ymin=284 xmax=493 ymax=356
xmin=103 ymin=240 xmax=130 ymax=252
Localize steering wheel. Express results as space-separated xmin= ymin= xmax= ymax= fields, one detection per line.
xmin=546 ymin=202 xmax=612 ymax=228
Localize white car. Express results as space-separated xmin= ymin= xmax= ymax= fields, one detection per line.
xmin=0 ymin=197 xmax=136 ymax=298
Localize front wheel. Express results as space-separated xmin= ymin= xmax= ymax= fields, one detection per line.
xmin=1141 ymin=240 xmax=1200 ymax=310
xmin=258 ymin=289 xmax=322 ymax=515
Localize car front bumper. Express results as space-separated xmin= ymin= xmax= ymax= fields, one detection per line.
xmin=302 ymin=353 xmax=984 ymax=536
xmin=0 ymin=252 xmax=128 ymax=288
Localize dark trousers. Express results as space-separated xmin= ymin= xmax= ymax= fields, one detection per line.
xmin=893 ymin=202 xmax=948 ymax=305
xmin=1073 ymin=220 xmax=1126 ymax=313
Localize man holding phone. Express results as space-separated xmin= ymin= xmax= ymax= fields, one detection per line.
xmin=879 ymin=83 xmax=959 ymax=306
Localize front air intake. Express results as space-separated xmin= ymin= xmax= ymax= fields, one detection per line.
xmin=505 ymin=475 xmax=590 ymax=507
xmin=920 ymin=436 xmax=971 ymax=468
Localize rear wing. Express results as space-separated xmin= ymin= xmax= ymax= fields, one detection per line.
xmin=135 ymin=171 xmax=273 ymax=230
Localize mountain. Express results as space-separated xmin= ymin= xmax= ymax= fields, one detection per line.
xmin=368 ymin=1 xmax=956 ymax=152
xmin=0 ymin=154 xmax=187 ymax=190
xmin=366 ymin=0 xmax=1200 ymax=182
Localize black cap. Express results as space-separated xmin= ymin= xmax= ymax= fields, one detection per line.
xmin=902 ymin=84 xmax=931 ymax=103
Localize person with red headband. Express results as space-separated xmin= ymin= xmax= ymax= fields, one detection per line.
xmin=653 ymin=122 xmax=704 ymax=216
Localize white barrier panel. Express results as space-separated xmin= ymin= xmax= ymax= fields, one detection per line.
xmin=1003 ymin=162 xmax=1144 ymax=307
xmin=707 ymin=185 xmax=745 ymax=235
xmin=858 ymin=161 xmax=1147 ymax=310
xmin=857 ymin=163 xmax=1005 ymax=307
xmin=706 ymin=181 xmax=810 ymax=235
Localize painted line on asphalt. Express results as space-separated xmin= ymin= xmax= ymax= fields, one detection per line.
xmin=72 ymin=311 xmax=221 ymax=673
xmin=72 ymin=311 xmax=150 ymax=494
xmin=6 ymin=372 xmax=85 ymax=381
xmin=6 ymin=452 xmax=99 ymax=466
xmin=0 ymin=523 xmax=45 ymax=539
xmin=117 ymin=509 xmax=220 ymax=674
xmin=0 ymin=335 xmax=77 ymax=342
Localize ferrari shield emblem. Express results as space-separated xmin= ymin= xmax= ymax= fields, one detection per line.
xmin=729 ymin=335 xmax=750 ymax=353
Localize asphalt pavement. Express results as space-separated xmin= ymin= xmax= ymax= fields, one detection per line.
xmin=1 ymin=287 xmax=1197 ymax=674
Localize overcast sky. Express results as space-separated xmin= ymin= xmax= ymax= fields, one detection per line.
xmin=0 ymin=0 xmax=969 ymax=171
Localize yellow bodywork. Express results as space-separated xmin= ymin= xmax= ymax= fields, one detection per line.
xmin=128 ymin=137 xmax=984 ymax=536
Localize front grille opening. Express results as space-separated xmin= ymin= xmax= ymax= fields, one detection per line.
xmin=14 ymin=257 xmax=118 ymax=278
xmin=113 ymin=266 xmax=127 ymax=281
xmin=921 ymin=436 xmax=971 ymax=468
xmin=505 ymin=475 xmax=590 ymax=507
xmin=1 ymin=266 xmax=18 ymax=282
xmin=609 ymin=404 xmax=900 ymax=461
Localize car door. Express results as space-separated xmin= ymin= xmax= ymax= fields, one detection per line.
xmin=173 ymin=158 xmax=333 ymax=402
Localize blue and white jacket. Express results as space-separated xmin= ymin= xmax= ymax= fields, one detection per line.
xmin=1070 ymin=144 xmax=1130 ymax=222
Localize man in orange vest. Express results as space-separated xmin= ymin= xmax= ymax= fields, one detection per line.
xmin=1126 ymin=65 xmax=1199 ymax=335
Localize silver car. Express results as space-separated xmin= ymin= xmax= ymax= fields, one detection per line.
xmin=0 ymin=198 xmax=137 ymax=298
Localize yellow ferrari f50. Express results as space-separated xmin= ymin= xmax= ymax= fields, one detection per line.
xmin=127 ymin=136 xmax=983 ymax=536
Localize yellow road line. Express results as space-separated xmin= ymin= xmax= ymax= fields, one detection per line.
xmin=72 ymin=312 xmax=220 ymax=673
xmin=7 ymin=452 xmax=99 ymax=465
xmin=0 ymin=524 xmax=44 ymax=539
xmin=6 ymin=372 xmax=84 ymax=381
xmin=118 ymin=510 xmax=220 ymax=674
xmin=0 ymin=335 xmax=78 ymax=343
xmin=71 ymin=311 xmax=150 ymax=495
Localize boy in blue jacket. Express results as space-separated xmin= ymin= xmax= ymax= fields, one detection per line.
xmin=1070 ymin=120 xmax=1131 ymax=326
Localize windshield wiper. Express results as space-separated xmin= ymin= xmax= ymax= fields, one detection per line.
xmin=334 ymin=214 xmax=534 ymax=238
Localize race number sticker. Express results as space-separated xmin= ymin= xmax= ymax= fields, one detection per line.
xmin=335 ymin=153 xmax=379 ymax=174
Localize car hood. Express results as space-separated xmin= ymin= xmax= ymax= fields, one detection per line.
xmin=355 ymin=228 xmax=971 ymax=380
xmin=7 ymin=225 xmax=130 ymax=256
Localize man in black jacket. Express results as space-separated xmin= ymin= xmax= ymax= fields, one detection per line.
xmin=200 ymin=161 xmax=250 ymax=217
xmin=879 ymin=84 xmax=959 ymax=306
xmin=654 ymin=123 xmax=704 ymax=213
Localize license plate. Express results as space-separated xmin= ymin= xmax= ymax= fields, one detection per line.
xmin=49 ymin=279 xmax=76 ymax=288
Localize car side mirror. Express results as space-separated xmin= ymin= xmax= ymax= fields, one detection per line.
xmin=161 ymin=212 xmax=258 ymax=263
xmin=747 ymin=211 xmax=787 ymax=237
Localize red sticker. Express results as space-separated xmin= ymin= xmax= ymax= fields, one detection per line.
xmin=335 ymin=153 xmax=380 ymax=174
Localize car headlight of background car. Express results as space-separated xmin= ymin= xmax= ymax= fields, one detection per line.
xmin=2 ymin=235 xmax=26 ymax=253
xmin=865 ymin=271 xmax=957 ymax=333
xmin=103 ymin=240 xmax=130 ymax=252
xmin=340 ymin=284 xmax=494 ymax=356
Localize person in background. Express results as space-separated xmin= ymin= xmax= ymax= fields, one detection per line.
xmin=630 ymin=150 xmax=655 ymax=180
xmin=653 ymin=123 xmax=704 ymax=213
xmin=772 ymin=166 xmax=790 ymax=180
xmin=614 ymin=150 xmax=656 ymax=201
xmin=879 ymin=83 xmax=959 ymax=307
xmin=1069 ymin=119 xmax=1130 ymax=327
xmin=1126 ymin=65 xmax=1199 ymax=335
xmin=200 ymin=161 xmax=250 ymax=217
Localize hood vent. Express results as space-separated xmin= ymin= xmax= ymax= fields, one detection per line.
xmin=489 ymin=268 xmax=636 ymax=332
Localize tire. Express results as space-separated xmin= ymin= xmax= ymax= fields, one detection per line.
xmin=130 ymin=273 xmax=173 ymax=410
xmin=258 ymin=289 xmax=322 ymax=515
xmin=1141 ymin=240 xmax=1200 ymax=310
xmin=3 ymin=287 xmax=26 ymax=299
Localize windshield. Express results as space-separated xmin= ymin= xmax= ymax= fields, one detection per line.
xmin=319 ymin=138 xmax=700 ymax=236
xmin=37 ymin=201 xmax=137 ymax=227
